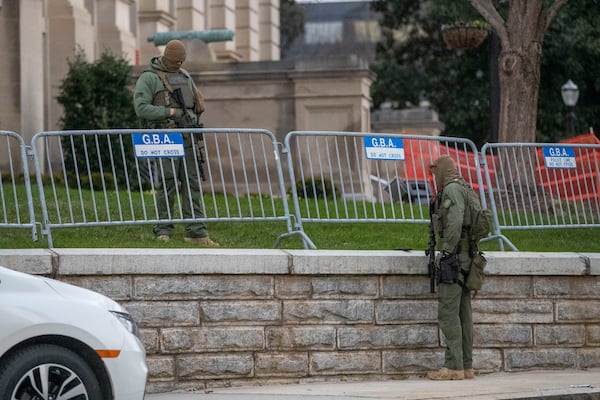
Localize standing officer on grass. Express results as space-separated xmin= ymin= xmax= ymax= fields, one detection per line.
xmin=133 ymin=39 xmax=218 ymax=247
xmin=427 ymin=155 xmax=475 ymax=381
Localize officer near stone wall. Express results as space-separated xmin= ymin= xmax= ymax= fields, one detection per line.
xmin=427 ymin=155 xmax=474 ymax=380
xmin=133 ymin=39 xmax=218 ymax=247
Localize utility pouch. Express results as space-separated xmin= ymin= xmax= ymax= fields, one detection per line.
xmin=466 ymin=251 xmax=487 ymax=291
xmin=438 ymin=254 xmax=459 ymax=284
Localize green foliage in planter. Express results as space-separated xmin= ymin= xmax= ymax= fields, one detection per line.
xmin=441 ymin=20 xmax=490 ymax=31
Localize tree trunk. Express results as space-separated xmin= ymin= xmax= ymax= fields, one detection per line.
xmin=497 ymin=0 xmax=545 ymax=143
xmin=497 ymin=42 xmax=541 ymax=143
xmin=469 ymin=0 xmax=569 ymax=143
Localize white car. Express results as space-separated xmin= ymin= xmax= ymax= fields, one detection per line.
xmin=0 ymin=266 xmax=147 ymax=399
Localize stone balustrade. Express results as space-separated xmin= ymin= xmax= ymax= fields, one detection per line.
xmin=1 ymin=249 xmax=599 ymax=393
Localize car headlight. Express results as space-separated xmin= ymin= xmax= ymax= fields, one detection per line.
xmin=110 ymin=311 xmax=139 ymax=338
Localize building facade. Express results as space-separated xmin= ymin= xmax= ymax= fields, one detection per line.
xmin=0 ymin=0 xmax=280 ymax=143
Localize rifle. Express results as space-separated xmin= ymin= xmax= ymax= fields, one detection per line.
xmin=170 ymin=88 xmax=206 ymax=181
xmin=425 ymin=197 xmax=437 ymax=293
xmin=171 ymin=88 xmax=197 ymax=128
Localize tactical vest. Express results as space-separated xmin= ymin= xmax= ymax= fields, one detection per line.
xmin=151 ymin=70 xmax=195 ymax=110
xmin=432 ymin=182 xmax=469 ymax=234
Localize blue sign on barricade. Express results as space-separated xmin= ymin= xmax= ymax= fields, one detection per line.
xmin=363 ymin=136 xmax=405 ymax=160
xmin=132 ymin=133 xmax=185 ymax=158
xmin=542 ymin=146 xmax=576 ymax=168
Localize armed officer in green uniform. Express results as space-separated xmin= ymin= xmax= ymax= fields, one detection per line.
xmin=427 ymin=155 xmax=475 ymax=380
xmin=134 ymin=39 xmax=218 ymax=247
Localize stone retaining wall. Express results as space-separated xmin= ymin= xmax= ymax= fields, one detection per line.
xmin=2 ymin=249 xmax=600 ymax=393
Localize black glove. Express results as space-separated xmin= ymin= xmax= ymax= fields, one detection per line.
xmin=435 ymin=250 xmax=453 ymax=268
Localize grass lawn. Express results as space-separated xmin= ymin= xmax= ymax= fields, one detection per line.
xmin=1 ymin=183 xmax=598 ymax=251
xmin=1 ymin=221 xmax=598 ymax=252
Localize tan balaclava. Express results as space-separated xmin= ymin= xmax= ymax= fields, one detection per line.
xmin=430 ymin=155 xmax=461 ymax=189
xmin=162 ymin=40 xmax=186 ymax=72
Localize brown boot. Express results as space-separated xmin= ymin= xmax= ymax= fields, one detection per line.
xmin=184 ymin=236 xmax=220 ymax=247
xmin=426 ymin=368 xmax=464 ymax=381
xmin=464 ymin=368 xmax=475 ymax=379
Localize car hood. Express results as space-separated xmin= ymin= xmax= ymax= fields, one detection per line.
xmin=0 ymin=266 xmax=123 ymax=312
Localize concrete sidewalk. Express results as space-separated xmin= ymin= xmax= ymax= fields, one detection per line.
xmin=146 ymin=369 xmax=600 ymax=400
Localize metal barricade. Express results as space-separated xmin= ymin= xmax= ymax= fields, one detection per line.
xmin=283 ymin=131 xmax=489 ymax=248
xmin=480 ymin=142 xmax=600 ymax=243
xmin=31 ymin=128 xmax=307 ymax=247
xmin=0 ymin=130 xmax=37 ymax=241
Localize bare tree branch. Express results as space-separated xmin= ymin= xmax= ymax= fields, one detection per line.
xmin=545 ymin=0 xmax=569 ymax=31
xmin=468 ymin=0 xmax=509 ymax=44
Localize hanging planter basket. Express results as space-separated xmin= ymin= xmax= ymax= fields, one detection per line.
xmin=442 ymin=24 xmax=488 ymax=50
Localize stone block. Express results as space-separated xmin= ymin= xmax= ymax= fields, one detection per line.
xmin=472 ymin=349 xmax=503 ymax=372
xmin=376 ymin=300 xmax=437 ymax=323
xmin=587 ymin=325 xmax=600 ymax=345
xmin=125 ymin=301 xmax=199 ymax=327
xmin=381 ymin=276 xmax=432 ymax=298
xmin=310 ymin=277 xmax=379 ymax=299
xmin=486 ymin=252 xmax=587 ymax=275
xmin=577 ymin=349 xmax=600 ymax=368
xmin=274 ymin=276 xmax=378 ymax=299
xmin=310 ymin=351 xmax=380 ymax=375
xmin=200 ymin=300 xmax=281 ymax=323
xmin=134 ymin=275 xmax=273 ymax=300
xmin=478 ymin=276 xmax=532 ymax=298
xmin=383 ymin=350 xmax=442 ymax=373
xmin=177 ymin=354 xmax=254 ymax=379
xmin=384 ymin=349 xmax=502 ymax=373
xmin=140 ymin=328 xmax=160 ymax=353
xmin=53 ymin=248 xmax=289 ymax=274
xmin=557 ymin=301 xmax=600 ymax=322
xmin=287 ymin=250 xmax=425 ymax=275
xmin=266 ymin=326 xmax=335 ymax=350
xmin=61 ymin=276 xmax=132 ymax=300
xmin=162 ymin=327 xmax=264 ymax=352
xmin=475 ymin=324 xmax=532 ymax=347
xmin=255 ymin=352 xmax=309 ymax=377
xmin=535 ymin=325 xmax=585 ymax=346
xmin=0 ymin=249 xmax=54 ymax=275
xmin=535 ymin=276 xmax=600 ymax=298
xmin=474 ymin=300 xmax=553 ymax=323
xmin=147 ymin=356 xmax=175 ymax=380
xmin=283 ymin=300 xmax=374 ymax=324
xmin=582 ymin=253 xmax=600 ymax=275
xmin=338 ymin=325 xmax=438 ymax=349
xmin=504 ymin=348 xmax=577 ymax=371
xmin=274 ymin=276 xmax=313 ymax=298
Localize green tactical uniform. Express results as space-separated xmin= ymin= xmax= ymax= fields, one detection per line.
xmin=430 ymin=156 xmax=474 ymax=373
xmin=133 ymin=51 xmax=208 ymax=240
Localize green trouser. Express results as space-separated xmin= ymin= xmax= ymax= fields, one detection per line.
xmin=153 ymin=141 xmax=207 ymax=238
xmin=438 ymin=245 xmax=473 ymax=371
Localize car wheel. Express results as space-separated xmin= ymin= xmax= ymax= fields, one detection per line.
xmin=0 ymin=343 xmax=103 ymax=400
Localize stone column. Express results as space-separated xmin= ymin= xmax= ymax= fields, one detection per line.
xmin=97 ymin=0 xmax=137 ymax=64
xmin=176 ymin=0 xmax=216 ymax=63
xmin=47 ymin=0 xmax=95 ymax=131
xmin=292 ymin=58 xmax=375 ymax=201
xmin=176 ymin=0 xmax=206 ymax=30
xmin=259 ymin=0 xmax=279 ymax=61
xmin=209 ymin=0 xmax=241 ymax=61
xmin=19 ymin=0 xmax=46 ymax=143
xmin=235 ymin=0 xmax=259 ymax=61
xmin=137 ymin=0 xmax=175 ymax=64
